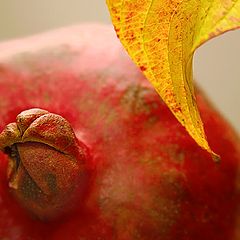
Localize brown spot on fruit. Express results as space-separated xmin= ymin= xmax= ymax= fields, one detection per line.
xmin=121 ymin=85 xmax=162 ymax=118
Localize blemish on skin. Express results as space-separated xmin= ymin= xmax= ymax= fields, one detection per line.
xmin=121 ymin=85 xmax=163 ymax=121
xmin=146 ymin=116 xmax=159 ymax=125
xmin=43 ymin=93 xmax=51 ymax=103
xmin=162 ymin=144 xmax=185 ymax=163
xmin=121 ymin=85 xmax=151 ymax=115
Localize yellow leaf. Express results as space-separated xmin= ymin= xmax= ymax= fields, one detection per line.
xmin=106 ymin=0 xmax=240 ymax=161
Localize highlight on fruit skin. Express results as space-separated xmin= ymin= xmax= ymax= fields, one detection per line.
xmin=0 ymin=108 xmax=89 ymax=220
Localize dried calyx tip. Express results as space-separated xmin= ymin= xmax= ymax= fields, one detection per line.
xmin=0 ymin=108 xmax=89 ymax=220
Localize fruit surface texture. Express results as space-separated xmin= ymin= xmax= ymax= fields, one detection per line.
xmin=0 ymin=24 xmax=240 ymax=240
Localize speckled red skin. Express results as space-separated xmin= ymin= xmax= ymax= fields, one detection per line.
xmin=0 ymin=24 xmax=240 ymax=240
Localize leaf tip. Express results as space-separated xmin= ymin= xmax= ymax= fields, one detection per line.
xmin=211 ymin=152 xmax=221 ymax=163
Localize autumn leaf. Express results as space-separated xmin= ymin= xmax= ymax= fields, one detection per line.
xmin=106 ymin=0 xmax=240 ymax=161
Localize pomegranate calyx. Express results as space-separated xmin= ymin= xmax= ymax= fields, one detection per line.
xmin=0 ymin=108 xmax=89 ymax=220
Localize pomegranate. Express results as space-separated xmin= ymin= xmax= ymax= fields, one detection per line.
xmin=0 ymin=24 xmax=239 ymax=240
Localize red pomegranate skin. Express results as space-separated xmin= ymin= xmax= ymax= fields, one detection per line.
xmin=0 ymin=24 xmax=240 ymax=240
